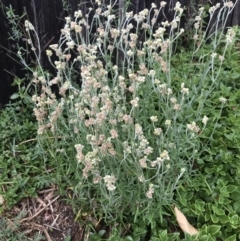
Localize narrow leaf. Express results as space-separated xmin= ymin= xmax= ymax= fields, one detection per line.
xmin=174 ymin=206 xmax=199 ymax=235
xmin=10 ymin=93 xmax=19 ymax=100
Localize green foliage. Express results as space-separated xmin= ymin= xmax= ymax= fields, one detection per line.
xmin=18 ymin=2 xmax=237 ymax=229
xmin=107 ymin=18 xmax=240 ymax=241
xmin=1 ymin=1 xmax=240 ymax=241
xmin=0 ymin=84 xmax=52 ymax=210
xmin=173 ymin=73 xmax=240 ymax=240
xmin=0 ymin=3 xmax=26 ymax=41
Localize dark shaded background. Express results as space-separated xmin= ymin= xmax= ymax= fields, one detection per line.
xmin=0 ymin=0 xmax=239 ymax=107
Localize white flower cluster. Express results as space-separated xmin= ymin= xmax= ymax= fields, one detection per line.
xmin=25 ymin=20 xmax=34 ymax=31
xmin=187 ymin=122 xmax=200 ymax=133
xmin=226 ymin=28 xmax=236 ymax=44
xmin=104 ymin=175 xmax=116 ymax=191
xmin=146 ymin=183 xmax=154 ymax=199
xmin=151 ymin=150 xmax=170 ymax=167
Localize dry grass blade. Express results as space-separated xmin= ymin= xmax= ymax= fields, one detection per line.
xmin=0 ymin=194 xmax=4 ymax=205
xmin=174 ymin=206 xmax=199 ymax=235
xmin=20 ymin=195 xmax=60 ymax=223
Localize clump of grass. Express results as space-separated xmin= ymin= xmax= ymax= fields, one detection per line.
xmin=14 ymin=0 xmax=237 ymax=228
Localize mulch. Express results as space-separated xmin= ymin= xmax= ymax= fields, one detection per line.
xmin=5 ymin=187 xmax=84 ymax=241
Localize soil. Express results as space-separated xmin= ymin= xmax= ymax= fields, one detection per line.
xmin=2 ymin=186 xmax=134 ymax=240
xmin=4 ymin=187 xmax=85 ymax=241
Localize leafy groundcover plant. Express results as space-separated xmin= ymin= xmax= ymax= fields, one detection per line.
xmin=0 ymin=92 xmax=41 ymax=209
xmin=172 ymin=48 xmax=240 ymax=241
xmin=151 ymin=57 xmax=240 ymax=240
xmin=6 ymin=0 xmax=240 ymax=239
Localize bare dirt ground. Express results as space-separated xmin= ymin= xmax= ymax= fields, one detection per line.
xmin=5 ymin=187 xmax=84 ymax=241
xmin=3 ymin=186 xmax=133 ymax=240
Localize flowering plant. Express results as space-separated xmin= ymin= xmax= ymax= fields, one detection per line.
xmin=17 ymin=1 xmax=236 ymax=224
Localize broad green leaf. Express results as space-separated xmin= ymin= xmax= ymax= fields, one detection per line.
xmin=229 ymin=214 xmax=239 ymax=225
xmin=231 ymin=191 xmax=240 ymax=201
xmin=158 ymin=230 xmax=167 ymax=239
xmin=210 ymin=214 xmax=219 ymax=223
xmin=125 ymin=236 xmax=134 ymax=241
xmin=212 ymin=206 xmax=225 ymax=215
xmin=218 ymin=215 xmax=229 ymax=224
xmin=207 ymin=225 xmax=221 ymax=235
xmin=168 ymin=233 xmax=179 ymax=241
xmin=225 ymin=234 xmax=236 ymax=241
xmin=233 ymin=200 xmax=240 ymax=211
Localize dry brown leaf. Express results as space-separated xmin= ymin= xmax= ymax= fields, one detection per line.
xmin=0 ymin=195 xmax=4 ymax=205
xmin=174 ymin=206 xmax=199 ymax=235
